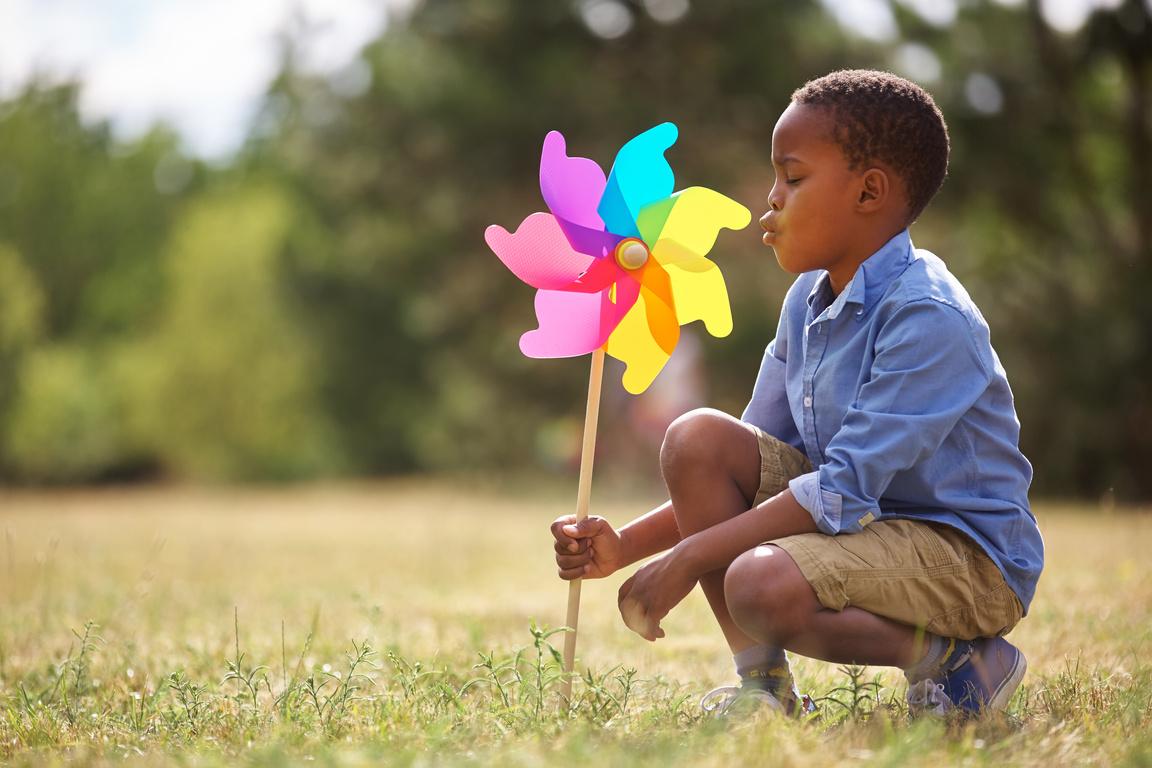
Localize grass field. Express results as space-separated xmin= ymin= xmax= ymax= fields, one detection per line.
xmin=0 ymin=482 xmax=1149 ymax=766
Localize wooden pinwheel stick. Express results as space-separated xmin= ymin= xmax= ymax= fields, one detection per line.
xmin=560 ymin=346 xmax=606 ymax=705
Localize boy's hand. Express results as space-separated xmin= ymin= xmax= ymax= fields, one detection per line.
xmin=550 ymin=515 xmax=623 ymax=580
xmin=615 ymin=551 xmax=698 ymax=642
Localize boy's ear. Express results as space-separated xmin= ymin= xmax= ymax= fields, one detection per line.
xmin=857 ymin=167 xmax=889 ymax=212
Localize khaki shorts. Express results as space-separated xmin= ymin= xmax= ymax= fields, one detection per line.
xmin=749 ymin=425 xmax=1023 ymax=640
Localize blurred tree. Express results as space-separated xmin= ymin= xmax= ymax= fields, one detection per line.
xmin=0 ymin=82 xmax=198 ymax=481
xmin=1 ymin=0 xmax=1149 ymax=498
xmin=0 ymin=243 xmax=45 ymax=476
xmin=0 ymin=82 xmax=196 ymax=339
xmin=3 ymin=343 xmax=131 ymax=482
xmin=117 ymin=185 xmax=341 ymax=481
xmin=892 ymin=0 xmax=1152 ymax=497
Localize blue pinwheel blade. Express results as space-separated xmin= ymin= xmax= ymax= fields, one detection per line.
xmin=597 ymin=122 xmax=678 ymax=239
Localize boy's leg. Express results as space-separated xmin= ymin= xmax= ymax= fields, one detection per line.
xmin=661 ymin=409 xmax=817 ymax=714
xmin=723 ymin=521 xmax=1026 ymax=715
xmin=659 ymin=408 xmax=766 ymax=654
xmin=723 ymin=545 xmax=925 ymax=666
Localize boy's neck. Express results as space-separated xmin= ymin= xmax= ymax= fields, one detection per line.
xmin=826 ymin=224 xmax=908 ymax=295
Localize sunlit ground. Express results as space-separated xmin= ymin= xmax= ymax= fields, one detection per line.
xmin=0 ymin=482 xmax=1149 ymax=765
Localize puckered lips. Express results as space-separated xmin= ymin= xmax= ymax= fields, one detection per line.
xmin=760 ymin=212 xmax=779 ymax=245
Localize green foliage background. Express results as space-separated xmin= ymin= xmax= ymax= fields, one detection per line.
xmin=0 ymin=0 xmax=1149 ymax=498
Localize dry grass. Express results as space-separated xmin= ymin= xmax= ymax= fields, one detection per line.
xmin=0 ymin=482 xmax=1149 ymax=766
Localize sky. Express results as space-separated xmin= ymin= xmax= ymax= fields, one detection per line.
xmin=0 ymin=0 xmax=1135 ymax=160
xmin=0 ymin=0 xmax=389 ymax=158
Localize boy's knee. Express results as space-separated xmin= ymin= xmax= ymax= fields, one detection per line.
xmin=724 ymin=547 xmax=777 ymax=624
xmin=660 ymin=408 xmax=738 ymax=476
xmin=725 ymin=546 xmax=811 ymax=642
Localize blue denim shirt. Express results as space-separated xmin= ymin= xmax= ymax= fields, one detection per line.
xmin=742 ymin=230 xmax=1043 ymax=612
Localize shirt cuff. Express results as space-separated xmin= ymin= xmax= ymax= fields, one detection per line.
xmin=788 ymin=471 xmax=845 ymax=534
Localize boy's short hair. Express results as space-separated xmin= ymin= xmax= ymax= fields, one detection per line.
xmin=792 ymin=69 xmax=950 ymax=223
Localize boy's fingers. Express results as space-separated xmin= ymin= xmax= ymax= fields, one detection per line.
xmin=550 ymin=517 xmax=581 ymax=552
xmin=558 ymin=564 xmax=587 ymax=580
xmin=554 ymin=538 xmax=589 ymax=555
xmin=550 ymin=516 xmax=577 ymax=540
xmin=562 ymin=516 xmax=607 ymax=540
xmin=555 ymin=552 xmax=591 ymax=570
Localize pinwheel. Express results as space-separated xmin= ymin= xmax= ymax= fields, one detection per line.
xmin=484 ymin=122 xmax=750 ymax=702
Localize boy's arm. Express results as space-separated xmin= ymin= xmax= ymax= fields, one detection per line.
xmin=618 ymin=501 xmax=681 ymax=566
xmin=616 ymin=490 xmax=816 ymax=640
xmin=796 ymin=299 xmax=992 ymax=535
xmin=671 ymin=489 xmax=816 ymax=576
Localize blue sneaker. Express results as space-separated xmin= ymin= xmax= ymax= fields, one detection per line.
xmin=906 ymin=637 xmax=1027 ymax=717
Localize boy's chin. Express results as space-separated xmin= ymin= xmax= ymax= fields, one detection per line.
xmin=772 ymin=247 xmax=803 ymax=275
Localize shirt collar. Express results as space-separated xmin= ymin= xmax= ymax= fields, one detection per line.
xmin=806 ymin=229 xmax=914 ymax=319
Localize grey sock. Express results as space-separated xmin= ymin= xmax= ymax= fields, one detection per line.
xmin=734 ymin=644 xmax=788 ymax=688
xmin=903 ymin=634 xmax=956 ymax=681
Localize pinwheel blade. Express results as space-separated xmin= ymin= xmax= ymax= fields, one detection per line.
xmin=605 ymin=261 xmax=679 ymax=394
xmin=521 ymin=276 xmax=640 ymax=359
xmin=652 ymin=240 xmax=733 ymax=338
xmin=648 ymin=186 xmax=752 ymax=258
xmin=540 ymin=131 xmax=607 ymax=231
xmin=484 ymin=213 xmax=596 ymax=290
xmin=646 ymin=186 xmax=750 ymax=338
xmin=540 ymin=132 xmax=623 ymax=258
xmin=635 ymin=196 xmax=676 ymax=249
xmin=597 ymin=122 xmax=678 ymax=239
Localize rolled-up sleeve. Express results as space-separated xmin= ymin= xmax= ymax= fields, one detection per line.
xmin=796 ymin=299 xmax=992 ymax=534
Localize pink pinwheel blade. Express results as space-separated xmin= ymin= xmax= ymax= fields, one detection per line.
xmin=484 ymin=212 xmax=596 ymax=290
xmin=520 ymin=275 xmax=640 ymax=358
xmin=561 ymin=255 xmax=623 ymax=293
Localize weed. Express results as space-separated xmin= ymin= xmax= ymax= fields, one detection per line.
xmin=166 ymin=671 xmax=207 ymax=735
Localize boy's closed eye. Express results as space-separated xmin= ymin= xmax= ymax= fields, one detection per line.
xmin=770 ymin=173 xmax=803 ymax=187
xmin=773 ymin=156 xmax=807 ymax=185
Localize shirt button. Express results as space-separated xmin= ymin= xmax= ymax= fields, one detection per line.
xmin=803 ymin=396 xmax=813 ymax=408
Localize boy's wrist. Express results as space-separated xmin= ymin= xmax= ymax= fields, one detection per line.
xmin=616 ymin=500 xmax=681 ymax=568
xmin=617 ymin=525 xmax=637 ymax=569
xmin=670 ymin=535 xmax=706 ymax=580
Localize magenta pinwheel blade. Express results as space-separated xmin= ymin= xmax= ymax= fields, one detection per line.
xmin=554 ymin=219 xmax=623 ymax=259
xmin=540 ymin=131 xmax=623 ymax=258
xmin=540 ymin=131 xmax=607 ymax=231
xmin=484 ymin=213 xmax=596 ymax=290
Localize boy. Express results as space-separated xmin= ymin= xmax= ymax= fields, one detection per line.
xmin=549 ymin=70 xmax=1043 ymax=717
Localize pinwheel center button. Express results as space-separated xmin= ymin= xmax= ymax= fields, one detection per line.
xmin=614 ymin=238 xmax=650 ymax=271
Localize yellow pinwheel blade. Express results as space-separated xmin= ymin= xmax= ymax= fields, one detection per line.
xmin=652 ymin=186 xmax=752 ymax=256
xmin=647 ymin=186 xmax=749 ymax=338
xmin=652 ymin=240 xmax=732 ymax=338
xmin=605 ymin=262 xmax=678 ymax=395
